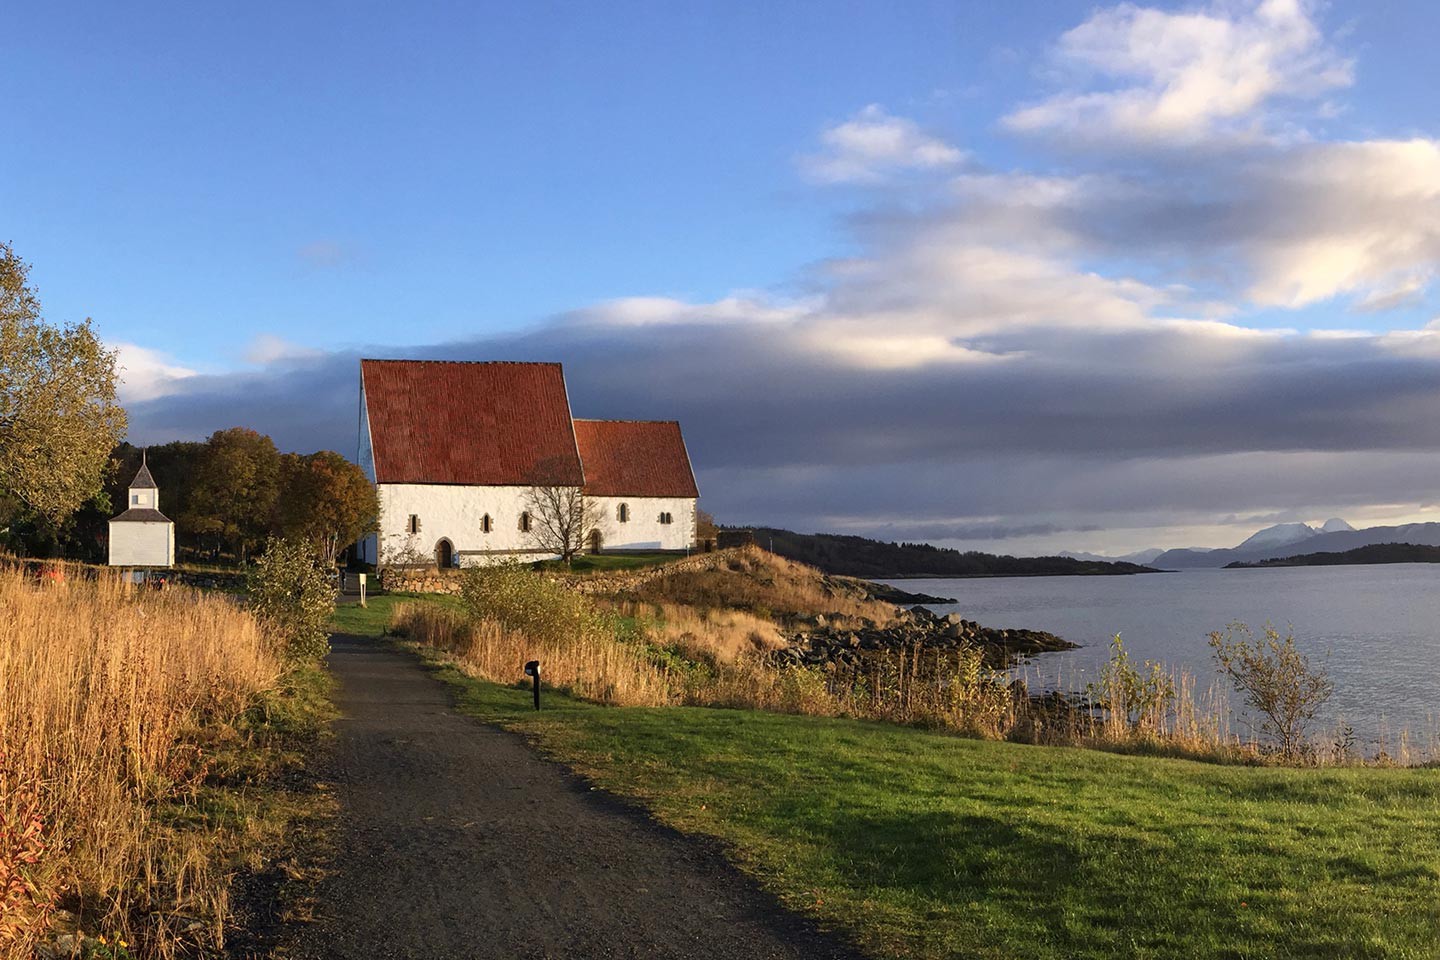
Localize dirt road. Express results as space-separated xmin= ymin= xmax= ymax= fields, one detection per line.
xmin=290 ymin=636 xmax=864 ymax=959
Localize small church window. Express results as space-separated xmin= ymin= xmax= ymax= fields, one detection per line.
xmin=519 ymin=511 xmax=532 ymax=533
xmin=617 ymin=503 xmax=629 ymax=523
xmin=481 ymin=514 xmax=493 ymax=534
xmin=407 ymin=514 xmax=421 ymax=534
xmin=132 ymin=493 xmax=140 ymax=505
xmin=659 ymin=512 xmax=673 ymax=525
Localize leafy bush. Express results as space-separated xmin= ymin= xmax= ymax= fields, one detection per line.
xmin=248 ymin=536 xmax=337 ymax=660
xmin=1209 ymin=622 xmax=1333 ymax=760
xmin=1087 ymin=635 xmax=1175 ymax=738
xmin=460 ymin=561 xmax=610 ymax=646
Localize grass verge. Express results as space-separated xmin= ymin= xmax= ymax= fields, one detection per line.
xmin=411 ymin=643 xmax=1440 ymax=960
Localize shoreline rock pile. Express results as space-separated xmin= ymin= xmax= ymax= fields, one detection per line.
xmin=774 ymin=604 xmax=1076 ymax=671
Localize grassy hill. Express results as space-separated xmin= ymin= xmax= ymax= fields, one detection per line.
xmin=745 ymin=527 xmax=1159 ymax=579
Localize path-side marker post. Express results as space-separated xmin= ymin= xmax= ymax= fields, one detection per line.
xmin=524 ymin=660 xmax=541 ymax=710
xmin=359 ymin=572 xmax=367 ymax=608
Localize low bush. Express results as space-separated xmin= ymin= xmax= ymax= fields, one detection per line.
xmin=1210 ymin=622 xmax=1334 ymax=760
xmin=248 ymin=536 xmax=337 ymax=660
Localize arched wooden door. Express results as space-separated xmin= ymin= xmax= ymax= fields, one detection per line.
xmin=587 ymin=529 xmax=602 ymax=555
xmin=435 ymin=538 xmax=454 ymax=568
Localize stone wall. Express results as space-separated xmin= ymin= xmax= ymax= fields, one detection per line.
xmin=380 ymin=568 xmax=467 ymax=595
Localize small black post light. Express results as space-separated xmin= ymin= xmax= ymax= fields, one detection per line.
xmin=524 ymin=660 xmax=541 ymax=710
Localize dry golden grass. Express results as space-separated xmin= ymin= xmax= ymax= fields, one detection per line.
xmin=0 ymin=565 xmax=282 ymax=958
xmin=607 ymin=600 xmax=786 ymax=662
xmin=617 ymin=546 xmax=900 ymax=627
xmin=392 ymin=602 xmax=679 ymax=707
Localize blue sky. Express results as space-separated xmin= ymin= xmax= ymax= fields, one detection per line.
xmin=7 ymin=1 xmax=1028 ymax=358
xmin=6 ymin=1 xmax=1440 ymax=553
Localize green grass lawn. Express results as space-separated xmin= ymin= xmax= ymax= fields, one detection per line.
xmin=329 ymin=592 xmax=461 ymax=636
xmin=414 ymin=652 xmax=1440 ymax=960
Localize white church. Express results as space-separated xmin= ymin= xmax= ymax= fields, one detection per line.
xmin=354 ymin=359 xmax=700 ymax=567
xmin=107 ymin=452 xmax=176 ymax=568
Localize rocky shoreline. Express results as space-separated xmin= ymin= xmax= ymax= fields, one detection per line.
xmin=857 ymin=580 xmax=958 ymax=605
xmin=774 ymin=603 xmax=1077 ymax=671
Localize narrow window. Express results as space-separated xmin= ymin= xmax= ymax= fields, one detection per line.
xmin=519 ymin=511 xmax=531 ymax=533
xmin=659 ymin=512 xmax=673 ymax=525
xmin=617 ymin=503 xmax=629 ymax=523
xmin=407 ymin=514 xmax=421 ymax=534
xmin=132 ymin=493 xmax=140 ymax=505
xmin=481 ymin=514 xmax=493 ymax=534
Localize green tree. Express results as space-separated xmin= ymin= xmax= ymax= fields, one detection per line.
xmin=275 ymin=450 xmax=379 ymax=564
xmin=185 ymin=427 xmax=280 ymax=562
xmin=0 ymin=243 xmax=126 ymax=528
xmin=1209 ymin=622 xmax=1334 ymax=760
xmin=248 ymin=536 xmax=337 ymax=660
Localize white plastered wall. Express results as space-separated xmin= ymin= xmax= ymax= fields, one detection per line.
xmin=590 ymin=496 xmax=697 ymax=551
xmin=108 ymin=521 xmax=175 ymax=567
xmin=374 ymin=484 xmax=698 ymax=564
xmin=377 ymin=483 xmax=559 ymax=566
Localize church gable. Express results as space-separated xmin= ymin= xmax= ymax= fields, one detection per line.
xmin=573 ymin=419 xmax=700 ymax=499
xmin=361 ymin=360 xmax=585 ymax=487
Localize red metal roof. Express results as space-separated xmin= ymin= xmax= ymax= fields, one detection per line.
xmin=573 ymin=419 xmax=700 ymax=498
xmin=361 ymin=360 xmax=585 ymax=486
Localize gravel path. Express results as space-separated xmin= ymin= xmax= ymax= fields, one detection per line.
xmin=291 ymin=635 xmax=865 ymax=960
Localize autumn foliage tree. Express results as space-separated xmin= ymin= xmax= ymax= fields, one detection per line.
xmin=275 ymin=451 xmax=379 ymax=563
xmin=184 ymin=428 xmax=281 ymax=562
xmin=0 ymin=243 xmax=126 ymax=530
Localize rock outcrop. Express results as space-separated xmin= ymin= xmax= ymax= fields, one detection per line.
xmin=774 ymin=605 xmax=1075 ymax=671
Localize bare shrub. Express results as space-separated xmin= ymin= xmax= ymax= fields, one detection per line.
xmin=1209 ymin=622 xmax=1334 ymax=760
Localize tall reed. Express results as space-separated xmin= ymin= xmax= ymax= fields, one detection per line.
xmin=0 ymin=566 xmax=281 ymax=958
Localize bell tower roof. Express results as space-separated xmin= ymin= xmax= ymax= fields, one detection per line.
xmin=130 ymin=449 xmax=158 ymax=490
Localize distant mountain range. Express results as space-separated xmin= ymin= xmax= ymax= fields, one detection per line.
xmin=1059 ymin=548 xmax=1166 ymax=565
xmin=1145 ymin=518 xmax=1440 ymax=569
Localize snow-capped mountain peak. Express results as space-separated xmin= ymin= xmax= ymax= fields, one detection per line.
xmin=1320 ymin=518 xmax=1355 ymax=533
xmin=1236 ymin=522 xmax=1318 ymax=550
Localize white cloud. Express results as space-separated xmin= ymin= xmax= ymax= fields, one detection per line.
xmin=1004 ymin=0 xmax=1352 ymax=144
xmin=245 ymin=334 xmax=324 ymax=365
xmin=1237 ymin=139 xmax=1440 ymax=307
xmin=802 ymin=105 xmax=964 ymax=183
xmin=113 ymin=343 xmax=197 ymax=404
